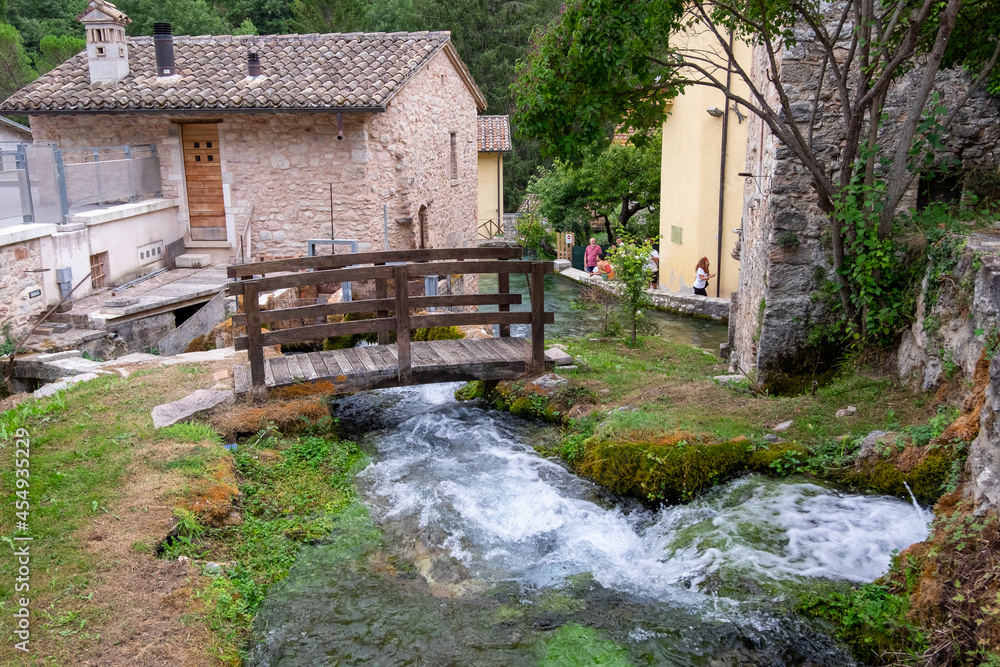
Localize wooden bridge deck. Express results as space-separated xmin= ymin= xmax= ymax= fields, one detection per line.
xmin=234 ymin=337 xmax=539 ymax=396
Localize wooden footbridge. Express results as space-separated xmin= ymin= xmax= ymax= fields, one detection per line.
xmin=227 ymin=247 xmax=554 ymax=399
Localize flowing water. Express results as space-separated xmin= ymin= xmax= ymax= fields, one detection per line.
xmin=248 ymin=276 xmax=930 ymax=666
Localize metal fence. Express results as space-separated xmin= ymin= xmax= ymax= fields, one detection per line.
xmin=0 ymin=142 xmax=162 ymax=227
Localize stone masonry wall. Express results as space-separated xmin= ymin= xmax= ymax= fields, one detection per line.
xmin=29 ymin=47 xmax=480 ymax=264
xmin=0 ymin=239 xmax=46 ymax=335
xmin=732 ymin=16 xmax=1000 ymax=383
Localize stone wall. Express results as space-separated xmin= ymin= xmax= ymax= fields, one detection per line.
xmin=29 ymin=47 xmax=481 ymax=263
xmin=731 ymin=20 xmax=1000 ymax=384
xmin=0 ymin=237 xmax=46 ymax=334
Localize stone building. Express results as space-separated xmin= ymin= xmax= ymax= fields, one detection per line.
xmin=1 ymin=0 xmax=487 ymax=268
xmin=0 ymin=116 xmax=31 ymax=143
xmin=726 ymin=29 xmax=1000 ymax=385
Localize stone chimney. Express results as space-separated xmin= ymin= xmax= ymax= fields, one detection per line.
xmin=77 ymin=0 xmax=132 ymax=83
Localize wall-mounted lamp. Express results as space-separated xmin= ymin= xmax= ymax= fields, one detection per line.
xmin=706 ymin=107 xmax=724 ymax=117
xmin=738 ymin=172 xmax=771 ymax=197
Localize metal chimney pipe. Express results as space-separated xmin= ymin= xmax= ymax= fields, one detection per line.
xmin=247 ymin=52 xmax=261 ymax=77
xmin=153 ymin=22 xmax=176 ymax=77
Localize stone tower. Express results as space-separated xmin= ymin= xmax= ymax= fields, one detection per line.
xmin=77 ymin=0 xmax=132 ymax=84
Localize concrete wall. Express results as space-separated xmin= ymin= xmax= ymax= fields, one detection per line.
xmin=29 ymin=48 xmax=481 ymax=262
xmin=659 ymin=25 xmax=750 ymax=298
xmin=0 ymin=123 xmax=30 ymax=143
xmin=477 ymin=152 xmax=503 ymax=238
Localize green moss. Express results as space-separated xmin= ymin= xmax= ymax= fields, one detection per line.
xmin=538 ymin=623 xmax=633 ymax=667
xmin=509 ymin=397 xmax=537 ymax=418
xmin=454 ymin=380 xmax=486 ymax=401
xmin=413 ymin=326 xmax=464 ymax=341
xmin=838 ymin=450 xmax=955 ymax=505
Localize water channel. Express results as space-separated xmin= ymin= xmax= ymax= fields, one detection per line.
xmin=248 ymin=275 xmax=931 ymax=666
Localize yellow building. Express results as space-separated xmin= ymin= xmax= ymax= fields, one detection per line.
xmin=477 ymin=115 xmax=511 ymax=239
xmin=658 ymin=27 xmax=751 ymax=298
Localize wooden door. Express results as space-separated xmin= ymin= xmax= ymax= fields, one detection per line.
xmin=182 ymin=124 xmax=227 ymax=241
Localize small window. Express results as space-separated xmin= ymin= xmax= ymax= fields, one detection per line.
xmin=207 ymin=155 xmax=214 ymax=162
xmin=90 ymin=252 xmax=108 ymax=289
xmin=195 ymin=155 xmax=201 ymax=162
xmin=449 ymin=132 xmax=458 ymax=181
xmin=206 ymin=141 xmax=212 ymax=148
xmin=194 ymin=142 xmax=200 ymax=148
xmin=95 ymin=46 xmax=105 ymax=57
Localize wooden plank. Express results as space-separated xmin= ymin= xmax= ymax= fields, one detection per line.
xmin=382 ymin=344 xmax=399 ymax=362
xmin=307 ymin=352 xmax=331 ymax=379
xmin=269 ymin=357 xmax=292 ymax=386
xmin=431 ymin=339 xmax=469 ymax=365
xmin=413 ymin=341 xmax=454 ymax=366
xmin=370 ymin=346 xmax=398 ymax=372
xmin=285 ymin=356 xmax=305 ymax=382
xmin=394 ymin=265 xmax=411 ymax=384
xmin=297 ymin=354 xmax=319 ymax=381
xmin=354 ymin=346 xmax=382 ymax=374
xmin=228 ymin=264 xmax=395 ymax=295
xmin=228 ymin=246 xmax=525 ymax=278
xmin=464 ymin=338 xmax=502 ymax=363
xmin=341 ymin=348 xmax=366 ymax=376
xmin=494 ymin=337 xmax=529 ymax=361
xmin=234 ymin=317 xmax=398 ymax=350
xmin=498 ymin=272 xmax=511 ymax=338
xmin=231 ymin=298 xmax=394 ymax=328
xmin=320 ymin=351 xmax=349 ymax=378
xmin=243 ymin=282 xmax=266 ymax=398
xmin=400 ymin=260 xmax=546 ymax=278
xmin=362 ymin=346 xmax=393 ymax=373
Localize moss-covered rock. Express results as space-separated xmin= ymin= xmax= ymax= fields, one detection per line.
xmin=837 ymin=449 xmax=955 ymax=505
xmin=454 ymin=380 xmax=486 ymax=401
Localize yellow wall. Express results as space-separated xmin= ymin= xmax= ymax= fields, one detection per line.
xmin=477 ymin=152 xmax=503 ymax=239
xmin=658 ymin=27 xmax=751 ymax=298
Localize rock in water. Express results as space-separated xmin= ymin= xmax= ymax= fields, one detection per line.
xmin=152 ymin=389 xmax=235 ymax=428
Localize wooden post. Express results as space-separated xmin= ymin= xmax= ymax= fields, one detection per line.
xmin=498 ymin=271 xmax=510 ymax=338
xmin=375 ymin=263 xmax=389 ymax=345
xmin=529 ymin=261 xmax=545 ymax=373
xmin=393 ymin=265 xmax=411 ymax=384
xmin=244 ymin=281 xmax=267 ymax=401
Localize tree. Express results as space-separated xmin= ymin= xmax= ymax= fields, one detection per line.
xmin=530 ymin=132 xmax=661 ymax=242
xmin=36 ymin=33 xmax=84 ymax=74
xmin=0 ymin=22 xmax=34 ymax=102
xmin=117 ymin=0 xmax=232 ymax=36
xmin=607 ymin=239 xmax=654 ymax=344
xmin=513 ymin=0 xmax=1000 ymax=335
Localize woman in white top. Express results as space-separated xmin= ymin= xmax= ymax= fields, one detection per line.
xmin=693 ymin=257 xmax=715 ymax=296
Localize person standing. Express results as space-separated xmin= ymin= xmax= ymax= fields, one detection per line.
xmin=693 ymin=257 xmax=715 ymax=296
xmin=584 ymin=237 xmax=602 ymax=274
xmin=646 ymin=240 xmax=660 ymax=289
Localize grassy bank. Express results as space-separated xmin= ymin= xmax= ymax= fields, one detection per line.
xmin=0 ymin=362 xmax=371 ymax=665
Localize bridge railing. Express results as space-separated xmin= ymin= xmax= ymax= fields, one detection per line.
xmin=226 ymin=247 xmax=554 ymax=397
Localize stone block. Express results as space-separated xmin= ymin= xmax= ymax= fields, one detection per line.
xmin=152 ymin=389 xmax=235 ymax=429
xmin=175 ymin=254 xmax=212 ymax=269
xmin=545 ymin=347 xmax=573 ymax=366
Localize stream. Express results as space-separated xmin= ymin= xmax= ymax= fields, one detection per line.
xmin=248 ymin=275 xmax=931 ymax=666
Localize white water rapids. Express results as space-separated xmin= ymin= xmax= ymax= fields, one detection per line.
xmin=355 ymin=383 xmax=932 ymax=603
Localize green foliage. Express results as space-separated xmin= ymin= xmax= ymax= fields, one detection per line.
xmin=36 ymin=33 xmax=83 ymax=73
xmin=776 ymin=231 xmax=800 ymax=249
xmin=412 ymin=325 xmax=463 ymax=341
xmin=529 ymin=133 xmax=662 ymax=241
xmin=512 ymin=0 xmax=681 ymax=162
xmin=454 ymin=380 xmax=486 ymax=401
xmin=117 ymin=0 xmax=232 ymax=36
xmin=607 ymin=239 xmax=654 ymax=343
xmin=0 ymin=21 xmax=35 ymax=100
xmin=515 ymin=211 xmax=556 ymax=259
xmin=799 ymin=583 xmax=926 ymax=664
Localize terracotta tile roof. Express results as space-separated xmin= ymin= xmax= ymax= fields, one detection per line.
xmin=477 ymin=115 xmax=511 ymax=152
xmin=1 ymin=32 xmax=479 ymax=114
